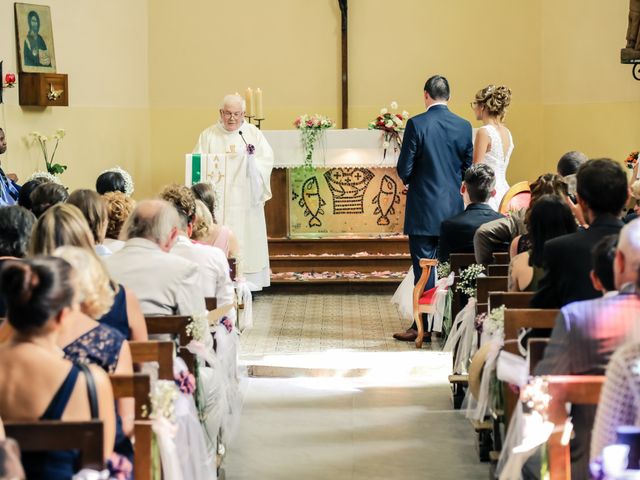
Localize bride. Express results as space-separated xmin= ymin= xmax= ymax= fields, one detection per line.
xmin=471 ymin=85 xmax=513 ymax=211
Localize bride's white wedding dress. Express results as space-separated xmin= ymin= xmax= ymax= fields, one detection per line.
xmin=479 ymin=124 xmax=513 ymax=211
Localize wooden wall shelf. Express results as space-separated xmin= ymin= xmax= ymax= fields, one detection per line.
xmin=18 ymin=72 xmax=68 ymax=107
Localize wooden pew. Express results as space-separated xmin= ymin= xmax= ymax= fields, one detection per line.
xmin=5 ymin=420 xmax=104 ymax=470
xmin=488 ymin=291 xmax=534 ymax=312
xmin=228 ymin=257 xmax=237 ymax=282
xmin=487 ymin=264 xmax=509 ymax=277
xmin=476 ymin=276 xmax=509 ymax=316
xmin=493 ymin=252 xmax=510 ymax=264
xmin=205 ymin=297 xmax=217 ymax=311
xmin=546 ymin=376 xmax=605 ymax=480
xmin=503 ymin=309 xmax=559 ymax=426
xmin=528 ymin=338 xmax=549 ymax=374
xmin=130 ymin=340 xmax=174 ymax=380
xmin=110 ymin=373 xmax=153 ymax=480
xmin=145 ymin=315 xmax=195 ymax=373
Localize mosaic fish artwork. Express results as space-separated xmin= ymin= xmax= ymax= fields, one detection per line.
xmin=372 ymin=175 xmax=400 ymax=225
xmin=298 ymin=176 xmax=326 ymax=227
xmin=323 ymin=168 xmax=374 ymax=214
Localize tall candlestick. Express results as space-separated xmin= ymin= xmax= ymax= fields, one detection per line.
xmin=245 ymin=87 xmax=254 ymax=117
xmin=255 ymin=88 xmax=264 ymax=119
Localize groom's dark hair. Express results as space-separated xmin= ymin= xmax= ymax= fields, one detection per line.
xmin=424 ymin=75 xmax=450 ymax=101
xmin=464 ymin=164 xmax=496 ymax=203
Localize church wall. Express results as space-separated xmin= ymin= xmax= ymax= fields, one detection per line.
xmin=0 ymin=0 xmax=152 ymax=197
xmin=541 ymin=0 xmax=640 ymax=173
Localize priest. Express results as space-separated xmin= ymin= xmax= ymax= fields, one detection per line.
xmin=193 ymin=94 xmax=274 ymax=290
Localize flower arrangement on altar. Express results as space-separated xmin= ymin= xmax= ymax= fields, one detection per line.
xmin=29 ymin=129 xmax=67 ymax=175
xmin=368 ymin=101 xmax=409 ymax=159
xmin=456 ymin=263 xmax=485 ymax=297
xmin=294 ymin=114 xmax=335 ymax=167
xmin=625 ymin=150 xmax=639 ymax=170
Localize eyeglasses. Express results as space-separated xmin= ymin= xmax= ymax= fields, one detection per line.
xmin=221 ymin=111 xmax=243 ymax=119
xmin=470 ymin=101 xmax=478 ymax=109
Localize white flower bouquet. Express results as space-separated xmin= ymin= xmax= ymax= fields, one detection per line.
xmin=29 ymin=129 xmax=67 ymax=175
xmin=456 ymin=263 xmax=485 ymax=298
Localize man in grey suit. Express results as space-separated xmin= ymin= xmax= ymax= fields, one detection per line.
xmin=532 ymin=219 xmax=640 ymax=478
xmin=393 ymin=75 xmax=473 ymax=343
xmin=104 ymin=199 xmax=206 ymax=317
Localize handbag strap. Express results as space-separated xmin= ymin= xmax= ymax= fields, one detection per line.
xmin=77 ymin=363 xmax=100 ymax=419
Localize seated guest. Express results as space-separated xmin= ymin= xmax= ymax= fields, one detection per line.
xmin=17 ymin=177 xmax=47 ymax=210
xmin=103 ymin=191 xmax=135 ymax=253
xmin=509 ymin=195 xmax=576 ymax=292
xmin=556 ymin=150 xmax=587 ymax=200
xmin=534 ymin=219 xmax=640 ymax=477
xmin=104 ymin=199 xmax=205 ymax=316
xmin=0 ymin=128 xmax=20 ymax=206
xmin=52 ymin=246 xmax=134 ymax=464
xmin=624 ymin=179 xmax=640 ymax=223
xmin=30 ymin=182 xmax=68 ymax=218
xmin=191 ymin=182 xmax=240 ymax=257
xmin=29 ymin=204 xmax=148 ymax=341
xmin=67 ymin=189 xmax=112 ymax=256
xmin=591 ymin=286 xmax=640 ymax=464
xmin=589 ymin=234 xmax=618 ymax=294
xmin=159 ymin=184 xmax=235 ymax=321
xmin=473 ymin=171 xmax=570 ymax=264
xmin=0 ymin=206 xmax=36 ymax=316
xmin=437 ymin=163 xmax=503 ymax=262
xmin=96 ymin=167 xmax=134 ymax=196
xmin=531 ymin=158 xmax=628 ymax=308
xmin=0 ymin=257 xmax=116 ymax=478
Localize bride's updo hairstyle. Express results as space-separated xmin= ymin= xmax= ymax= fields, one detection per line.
xmin=475 ymin=85 xmax=512 ymax=120
xmin=0 ymin=257 xmax=74 ymax=333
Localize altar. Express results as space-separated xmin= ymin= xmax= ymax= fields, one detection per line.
xmin=270 ymin=129 xmax=407 ymax=238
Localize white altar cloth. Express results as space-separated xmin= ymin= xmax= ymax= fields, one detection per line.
xmin=262 ymin=129 xmax=400 ymax=168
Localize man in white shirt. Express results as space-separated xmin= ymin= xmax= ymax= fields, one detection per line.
xmin=159 ymin=184 xmax=236 ymax=323
xmin=104 ymin=199 xmax=205 ymax=317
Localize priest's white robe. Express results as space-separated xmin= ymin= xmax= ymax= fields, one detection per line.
xmin=193 ymin=121 xmax=273 ymax=290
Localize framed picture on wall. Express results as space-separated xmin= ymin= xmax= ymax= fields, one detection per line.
xmin=14 ymin=3 xmax=57 ymax=73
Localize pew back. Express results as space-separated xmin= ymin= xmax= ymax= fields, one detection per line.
xmin=145 ymin=315 xmax=195 ymax=373
xmin=129 ymin=340 xmax=174 ymax=380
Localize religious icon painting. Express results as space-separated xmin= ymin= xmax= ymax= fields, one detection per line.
xmin=15 ymin=3 xmax=57 ymax=73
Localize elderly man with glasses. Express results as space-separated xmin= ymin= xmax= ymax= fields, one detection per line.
xmin=193 ymin=94 xmax=274 ymax=290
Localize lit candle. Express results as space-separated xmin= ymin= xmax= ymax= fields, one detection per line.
xmin=245 ymin=87 xmax=254 ymax=117
xmin=255 ymin=88 xmax=264 ymax=119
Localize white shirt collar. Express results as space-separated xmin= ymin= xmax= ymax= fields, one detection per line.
xmin=426 ymin=101 xmax=448 ymax=112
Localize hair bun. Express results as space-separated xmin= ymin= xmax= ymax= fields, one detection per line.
xmin=0 ymin=261 xmax=39 ymax=304
xmin=476 ymin=84 xmax=512 ymax=118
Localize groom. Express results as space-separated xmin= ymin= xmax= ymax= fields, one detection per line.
xmin=393 ymin=75 xmax=473 ymax=343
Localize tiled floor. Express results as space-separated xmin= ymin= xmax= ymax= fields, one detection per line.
xmin=241 ymin=293 xmax=427 ymax=356
xmin=223 ymin=293 xmax=489 ymax=480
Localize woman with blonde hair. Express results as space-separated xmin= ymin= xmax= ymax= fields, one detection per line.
xmin=102 ymin=191 xmax=135 ymax=253
xmin=471 ymin=84 xmax=514 ymax=211
xmin=191 ymin=182 xmax=239 ymax=257
xmin=29 ymin=203 xmax=148 ymax=342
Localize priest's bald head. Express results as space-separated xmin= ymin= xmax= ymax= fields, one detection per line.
xmin=219 ymin=94 xmax=246 ymax=132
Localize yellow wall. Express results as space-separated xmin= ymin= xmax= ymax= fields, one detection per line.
xmin=0 ymin=0 xmax=152 ymax=197
xmin=1 ymin=1 xmax=636 ymax=197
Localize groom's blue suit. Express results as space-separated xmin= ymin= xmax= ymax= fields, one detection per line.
xmin=397 ymin=104 xmax=473 ymax=329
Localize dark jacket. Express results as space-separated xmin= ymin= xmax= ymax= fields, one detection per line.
xmin=397 ymin=105 xmax=473 ymax=236
xmin=530 ymin=214 xmax=624 ymax=308
xmin=438 ymin=203 xmax=504 ymax=262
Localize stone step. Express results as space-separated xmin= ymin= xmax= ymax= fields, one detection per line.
xmin=268 ymin=236 xmax=409 ymax=256
xmin=269 ymin=253 xmax=411 ymax=273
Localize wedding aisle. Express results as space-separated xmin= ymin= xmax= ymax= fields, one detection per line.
xmin=222 ymin=293 xmax=488 ymax=480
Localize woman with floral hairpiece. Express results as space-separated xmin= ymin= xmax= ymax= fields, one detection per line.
xmin=96 ymin=166 xmax=134 ymax=197
xmin=471 ymin=85 xmax=514 ymax=211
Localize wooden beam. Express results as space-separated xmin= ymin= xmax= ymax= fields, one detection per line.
xmin=339 ymin=0 xmax=348 ymax=128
